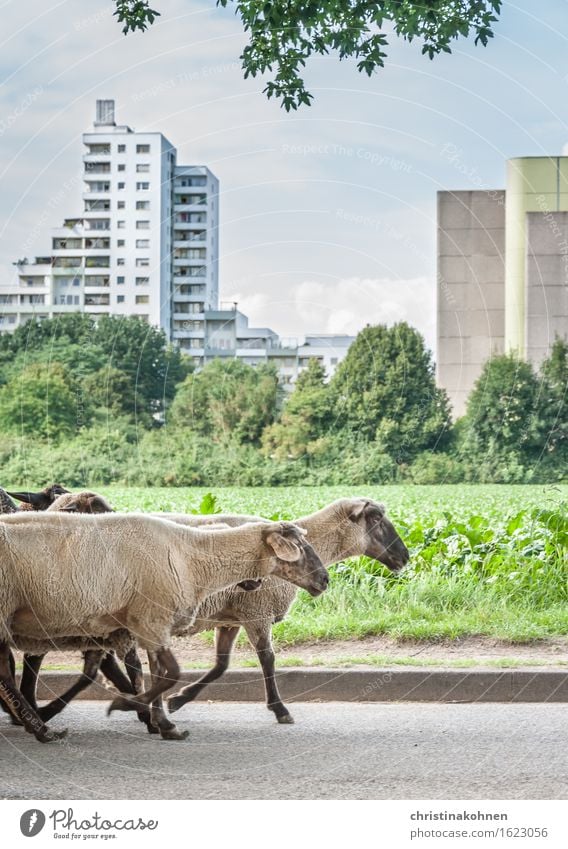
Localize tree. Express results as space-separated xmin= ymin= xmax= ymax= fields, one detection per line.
xmin=82 ymin=366 xmax=137 ymax=417
xmin=0 ymin=363 xmax=81 ymax=439
xmin=262 ymin=358 xmax=335 ymax=459
xmin=92 ymin=315 xmax=190 ymax=419
xmin=539 ymin=337 xmax=568 ymax=466
xmin=331 ymin=322 xmax=451 ymax=462
xmin=459 ymin=354 xmax=546 ymax=472
xmin=170 ymin=358 xmax=279 ymax=444
xmin=114 ymin=0 xmax=502 ymax=110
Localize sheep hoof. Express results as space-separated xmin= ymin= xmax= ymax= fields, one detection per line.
xmin=36 ymin=727 xmax=68 ymax=743
xmin=166 ymin=695 xmax=185 ymax=714
xmin=159 ymin=727 xmax=189 ymax=741
xmin=277 ymin=714 xmax=295 ymax=725
xmin=146 ymin=722 xmax=160 ymax=735
xmin=108 ymin=695 xmax=138 ymax=715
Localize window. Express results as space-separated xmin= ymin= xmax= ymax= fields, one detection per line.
xmin=136 ymin=144 xmax=150 ymax=153
xmin=136 ymin=164 xmax=150 ymax=173
xmin=118 ymin=182 xmax=125 ymax=190
xmin=88 ymin=143 xmax=111 ymax=155
xmin=330 ymin=357 xmax=338 ymax=366
xmin=117 ymin=258 xmax=125 ymax=266
xmin=136 ymin=295 xmax=149 ymax=304
xmin=118 ymin=144 xmax=126 ymax=153
xmin=136 ymin=258 xmax=149 ymax=267
xmin=85 ymin=181 xmax=110 ymax=193
xmin=117 ymin=221 xmax=125 ymax=229
xmin=136 ymin=277 xmax=149 ymax=285
xmin=117 ymin=239 xmax=125 ymax=247
xmin=117 ymin=276 xmax=125 ymax=284
xmin=118 ymin=164 xmax=126 ymax=172
xmin=117 ymin=295 xmax=125 ymax=303
xmin=117 ymin=201 xmax=125 ymax=210
xmin=136 ymin=220 xmax=150 ymax=229
xmin=136 ymin=182 xmax=149 ymax=190
xmin=136 ymin=239 xmax=149 ymax=248
xmin=136 ymin=201 xmax=150 ymax=210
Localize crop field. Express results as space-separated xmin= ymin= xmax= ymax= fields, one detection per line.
xmin=103 ymin=484 xmax=568 ymax=645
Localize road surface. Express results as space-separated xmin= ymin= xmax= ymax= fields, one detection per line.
xmin=1 ymin=702 xmax=566 ymax=799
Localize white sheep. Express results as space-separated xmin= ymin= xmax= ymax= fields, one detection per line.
xmin=160 ymin=498 xmax=409 ymax=723
xmin=0 ymin=512 xmax=328 ymax=742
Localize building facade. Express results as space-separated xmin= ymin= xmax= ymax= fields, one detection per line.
xmin=1 ymin=100 xmax=219 ymax=357
xmin=437 ymin=156 xmax=568 ymax=417
xmin=0 ymin=100 xmax=354 ymax=383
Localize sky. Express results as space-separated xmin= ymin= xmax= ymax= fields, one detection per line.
xmin=1 ymin=1 xmax=568 ymax=353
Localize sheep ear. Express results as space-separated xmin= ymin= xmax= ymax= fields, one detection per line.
xmin=348 ymin=501 xmax=370 ymax=522
xmin=265 ymin=531 xmax=301 ymax=562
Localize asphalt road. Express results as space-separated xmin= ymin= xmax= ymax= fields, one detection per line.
xmin=1 ymin=702 xmax=566 ymax=799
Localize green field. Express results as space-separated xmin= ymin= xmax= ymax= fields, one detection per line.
xmin=102 ymin=484 xmax=568 ymax=645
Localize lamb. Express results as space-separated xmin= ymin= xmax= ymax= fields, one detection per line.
xmin=159 ymin=498 xmax=409 ymax=723
xmin=0 ymin=512 xmax=328 ymax=742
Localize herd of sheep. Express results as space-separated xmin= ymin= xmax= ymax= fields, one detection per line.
xmin=0 ymin=484 xmax=409 ymax=744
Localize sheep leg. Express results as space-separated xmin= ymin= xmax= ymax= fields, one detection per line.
xmin=108 ymin=648 xmax=188 ymax=741
xmin=37 ymin=650 xmax=104 ymax=722
xmin=0 ymin=642 xmax=67 ymax=743
xmin=147 ymin=652 xmax=188 ymax=740
xmin=99 ymin=652 xmax=137 ymax=695
xmin=0 ymin=651 xmax=18 ymax=720
xmin=20 ymin=653 xmax=44 ymax=712
xmin=245 ymin=624 xmax=294 ymax=724
xmin=123 ymin=646 xmax=145 ymax=694
xmin=167 ymin=625 xmax=240 ymax=714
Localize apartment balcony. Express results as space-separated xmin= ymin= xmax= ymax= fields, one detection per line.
xmin=83 ymin=154 xmax=111 ymax=167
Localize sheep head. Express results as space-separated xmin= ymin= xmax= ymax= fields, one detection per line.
xmin=340 ymin=498 xmax=409 ymax=573
xmin=8 ymin=483 xmax=69 ymax=511
xmin=47 ymin=491 xmax=114 ymax=514
xmin=262 ymin=521 xmax=329 ymax=597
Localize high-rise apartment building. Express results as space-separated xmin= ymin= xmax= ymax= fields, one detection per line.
xmin=1 ymin=100 xmax=219 ymax=358
xmin=437 ymin=156 xmax=568 ymax=417
xmin=0 ymin=100 xmax=355 ymax=381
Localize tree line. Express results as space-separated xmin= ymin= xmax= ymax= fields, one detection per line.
xmin=0 ymin=314 xmax=565 ymax=486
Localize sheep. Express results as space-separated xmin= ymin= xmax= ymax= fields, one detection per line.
xmin=15 ymin=497 xmax=408 ymax=729
xmin=158 ymin=498 xmax=409 ymax=723
xmin=47 ymin=490 xmax=115 ymax=514
xmin=1 ymin=488 xmax=143 ymax=729
xmin=7 ymin=484 xmax=69 ymax=511
xmin=0 ymin=488 xmax=18 ymax=514
xmin=0 ymin=512 xmax=329 ymax=742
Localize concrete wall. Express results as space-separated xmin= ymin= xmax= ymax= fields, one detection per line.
xmin=436 ymin=190 xmax=506 ymax=418
xmin=525 ymin=210 xmax=568 ymax=367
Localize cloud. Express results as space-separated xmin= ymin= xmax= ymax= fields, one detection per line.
xmin=229 ymin=275 xmax=436 ymax=353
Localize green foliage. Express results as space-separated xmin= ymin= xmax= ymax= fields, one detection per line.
xmin=332 ymin=322 xmax=452 ymax=462
xmin=458 ymin=353 xmax=549 ymax=479
xmin=170 ymin=358 xmax=279 ymax=445
xmin=190 ymin=492 xmax=222 ymax=515
xmin=112 ymin=1 xmax=502 ymax=110
xmin=0 ymin=363 xmax=82 ymax=439
xmin=262 ymin=358 xmax=335 ymax=459
xmin=0 ymin=314 xmax=190 ymax=428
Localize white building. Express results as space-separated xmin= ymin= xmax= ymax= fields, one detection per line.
xmin=1 ymin=100 xmax=219 ymax=354
xmin=0 ymin=100 xmax=354 ymax=382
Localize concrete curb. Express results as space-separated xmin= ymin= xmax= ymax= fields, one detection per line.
xmin=31 ymin=667 xmax=568 ymax=703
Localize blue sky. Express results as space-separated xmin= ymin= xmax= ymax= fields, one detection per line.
xmin=1 ymin=0 xmax=568 ymax=351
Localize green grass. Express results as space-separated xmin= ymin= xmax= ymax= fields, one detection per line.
xmin=104 ymin=484 xmax=568 ymax=644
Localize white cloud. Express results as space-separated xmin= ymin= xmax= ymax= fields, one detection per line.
xmin=230 ymin=275 xmax=436 ymax=354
